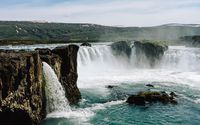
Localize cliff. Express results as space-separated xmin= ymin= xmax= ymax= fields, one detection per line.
xmin=110 ymin=41 xmax=168 ymax=67
xmin=134 ymin=40 xmax=168 ymax=66
xmin=0 ymin=45 xmax=81 ymax=125
xmin=0 ymin=50 xmax=45 ymax=125
xmin=37 ymin=45 xmax=81 ymax=104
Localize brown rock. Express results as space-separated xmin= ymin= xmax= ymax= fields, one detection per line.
xmin=52 ymin=45 xmax=81 ymax=104
xmin=0 ymin=50 xmax=45 ymax=125
xmin=126 ymin=91 xmax=178 ymax=105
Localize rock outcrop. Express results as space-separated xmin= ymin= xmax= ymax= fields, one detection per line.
xmin=80 ymin=42 xmax=92 ymax=47
xmin=36 ymin=45 xmax=81 ymax=104
xmin=0 ymin=50 xmax=45 ymax=125
xmin=134 ymin=40 xmax=168 ymax=66
xmin=110 ymin=41 xmax=133 ymax=58
xmin=52 ymin=45 xmax=81 ymax=104
xmin=0 ymin=45 xmax=81 ymax=125
xmin=126 ymin=91 xmax=177 ymax=105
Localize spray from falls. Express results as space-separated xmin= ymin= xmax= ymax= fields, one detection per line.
xmin=42 ymin=62 xmax=71 ymax=114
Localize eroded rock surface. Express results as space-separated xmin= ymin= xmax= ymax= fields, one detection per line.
xmin=0 ymin=45 xmax=81 ymax=125
xmin=0 ymin=50 xmax=45 ymax=125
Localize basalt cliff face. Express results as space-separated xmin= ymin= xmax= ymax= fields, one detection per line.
xmin=134 ymin=41 xmax=168 ymax=66
xmin=0 ymin=51 xmax=45 ymax=125
xmin=0 ymin=45 xmax=81 ymax=125
xmin=110 ymin=41 xmax=168 ymax=67
xmin=37 ymin=45 xmax=81 ymax=104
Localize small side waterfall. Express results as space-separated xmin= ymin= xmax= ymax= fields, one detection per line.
xmin=42 ymin=62 xmax=71 ymax=114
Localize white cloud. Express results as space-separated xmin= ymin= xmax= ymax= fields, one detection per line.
xmin=0 ymin=0 xmax=200 ymax=26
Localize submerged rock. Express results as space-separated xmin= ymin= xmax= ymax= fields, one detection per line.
xmin=106 ymin=85 xmax=117 ymax=89
xmin=80 ymin=42 xmax=92 ymax=47
xmin=126 ymin=91 xmax=178 ymax=105
xmin=146 ymin=84 xmax=154 ymax=87
xmin=170 ymin=92 xmax=177 ymax=97
xmin=126 ymin=95 xmax=145 ymax=105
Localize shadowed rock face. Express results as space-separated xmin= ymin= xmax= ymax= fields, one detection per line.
xmin=134 ymin=41 xmax=168 ymax=66
xmin=0 ymin=51 xmax=45 ymax=125
xmin=35 ymin=48 xmax=62 ymax=79
xmin=80 ymin=42 xmax=92 ymax=47
xmin=50 ymin=45 xmax=81 ymax=104
xmin=111 ymin=41 xmax=132 ymax=58
xmin=0 ymin=45 xmax=81 ymax=125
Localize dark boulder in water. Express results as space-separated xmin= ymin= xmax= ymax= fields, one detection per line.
xmin=126 ymin=95 xmax=145 ymax=105
xmin=106 ymin=85 xmax=117 ymax=89
xmin=170 ymin=92 xmax=177 ymax=97
xmin=80 ymin=42 xmax=92 ymax=47
xmin=110 ymin=41 xmax=133 ymax=58
xmin=146 ymin=84 xmax=154 ymax=87
xmin=126 ymin=91 xmax=178 ymax=105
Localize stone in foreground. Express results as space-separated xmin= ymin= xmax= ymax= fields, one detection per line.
xmin=126 ymin=91 xmax=178 ymax=105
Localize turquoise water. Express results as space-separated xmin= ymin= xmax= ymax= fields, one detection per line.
xmin=1 ymin=44 xmax=200 ymax=125
xmin=40 ymin=45 xmax=200 ymax=125
xmin=40 ymin=83 xmax=200 ymax=125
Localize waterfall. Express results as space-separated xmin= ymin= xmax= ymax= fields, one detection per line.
xmin=42 ymin=62 xmax=71 ymax=114
xmin=77 ymin=45 xmax=200 ymax=89
xmin=160 ymin=46 xmax=200 ymax=71
xmin=78 ymin=45 xmax=200 ymax=71
xmin=78 ymin=45 xmax=131 ymax=70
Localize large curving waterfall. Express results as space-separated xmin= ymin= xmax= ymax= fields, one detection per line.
xmin=78 ymin=45 xmax=200 ymax=71
xmin=77 ymin=45 xmax=200 ymax=89
xmin=42 ymin=62 xmax=71 ymax=114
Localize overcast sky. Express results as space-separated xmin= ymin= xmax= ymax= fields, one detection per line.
xmin=0 ymin=0 xmax=200 ymax=26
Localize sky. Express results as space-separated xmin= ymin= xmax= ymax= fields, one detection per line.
xmin=0 ymin=0 xmax=200 ymax=26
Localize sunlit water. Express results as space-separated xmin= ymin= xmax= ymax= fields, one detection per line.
xmin=1 ymin=43 xmax=200 ymax=125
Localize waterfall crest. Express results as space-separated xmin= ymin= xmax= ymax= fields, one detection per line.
xmin=42 ymin=62 xmax=71 ymax=114
xmin=78 ymin=45 xmax=200 ymax=71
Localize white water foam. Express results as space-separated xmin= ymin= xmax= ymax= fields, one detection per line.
xmin=194 ymin=98 xmax=200 ymax=104
xmin=46 ymin=100 xmax=125 ymax=122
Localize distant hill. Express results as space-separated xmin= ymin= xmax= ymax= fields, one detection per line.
xmin=0 ymin=21 xmax=200 ymax=44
